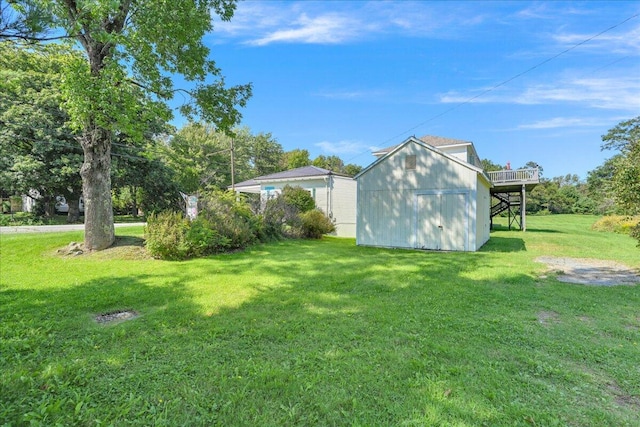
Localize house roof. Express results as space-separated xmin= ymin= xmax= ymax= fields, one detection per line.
xmin=372 ymin=135 xmax=472 ymax=156
xmin=232 ymin=165 xmax=352 ymax=191
xmin=253 ymin=165 xmax=334 ymax=181
xmin=355 ymin=136 xmax=493 ymax=188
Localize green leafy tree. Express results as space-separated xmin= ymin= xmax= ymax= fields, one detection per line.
xmin=481 ymin=159 xmax=503 ymax=172
xmin=312 ymin=155 xmax=344 ymax=172
xmin=282 ymin=149 xmax=311 ymax=170
xmin=244 ymin=132 xmax=284 ymax=178
xmin=162 ymin=122 xmax=230 ymax=193
xmin=601 ymin=116 xmax=640 ymax=216
xmin=0 ymin=43 xmax=83 ymax=221
xmin=586 ymin=156 xmax=620 ymax=215
xmin=342 ymin=163 xmax=363 ymax=177
xmin=162 ymin=124 xmax=284 ymax=192
xmin=5 ymin=1 xmax=251 ymax=250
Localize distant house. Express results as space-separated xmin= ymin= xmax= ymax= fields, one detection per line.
xmin=355 ymin=136 xmax=493 ymax=251
xmin=233 ymin=166 xmax=357 ymax=238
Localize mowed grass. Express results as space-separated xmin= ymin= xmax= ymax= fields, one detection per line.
xmin=1 ymin=215 xmax=639 ymax=426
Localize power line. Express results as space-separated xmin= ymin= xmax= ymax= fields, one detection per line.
xmin=345 ymin=12 xmax=640 ymax=164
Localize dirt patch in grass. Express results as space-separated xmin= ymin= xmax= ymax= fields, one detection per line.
xmin=56 ymin=236 xmax=151 ymax=260
xmin=537 ymin=310 xmax=560 ymax=326
xmin=535 ymin=257 xmax=640 ymax=286
xmin=607 ymin=382 xmax=640 ymax=411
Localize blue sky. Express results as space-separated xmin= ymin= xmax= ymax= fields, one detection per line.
xmin=199 ymin=1 xmax=639 ymax=179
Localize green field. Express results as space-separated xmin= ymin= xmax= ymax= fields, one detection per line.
xmin=1 ymin=215 xmax=639 ymax=426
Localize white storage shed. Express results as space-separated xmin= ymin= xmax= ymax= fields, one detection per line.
xmin=355 ymin=136 xmax=492 ymax=251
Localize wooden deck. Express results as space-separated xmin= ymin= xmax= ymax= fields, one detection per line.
xmin=487 ymin=168 xmax=539 ymax=230
xmin=487 ymin=169 xmax=539 ymax=192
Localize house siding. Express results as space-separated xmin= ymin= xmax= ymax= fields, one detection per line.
xmin=357 ymin=138 xmax=485 ymax=251
xmin=331 ymin=176 xmax=357 ymax=238
xmin=259 ymin=177 xmax=356 ymax=238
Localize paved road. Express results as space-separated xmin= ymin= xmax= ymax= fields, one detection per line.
xmin=0 ymin=223 xmax=146 ymax=234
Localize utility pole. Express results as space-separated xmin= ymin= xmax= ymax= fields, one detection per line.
xmin=230 ymin=138 xmax=235 ymax=192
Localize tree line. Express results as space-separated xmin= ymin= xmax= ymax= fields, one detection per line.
xmin=480 ymin=118 xmax=639 ymax=219
xmin=0 ymin=43 xmax=361 ymax=222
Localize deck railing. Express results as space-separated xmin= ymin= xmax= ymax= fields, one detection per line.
xmin=487 ymin=168 xmax=539 ymax=184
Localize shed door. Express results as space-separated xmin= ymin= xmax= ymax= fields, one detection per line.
xmin=416 ymin=193 xmax=467 ymax=251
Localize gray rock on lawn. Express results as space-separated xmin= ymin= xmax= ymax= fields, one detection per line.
xmin=57 ymin=242 xmax=84 ymax=256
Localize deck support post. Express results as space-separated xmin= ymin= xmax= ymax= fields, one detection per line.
xmin=521 ymin=184 xmax=526 ymax=231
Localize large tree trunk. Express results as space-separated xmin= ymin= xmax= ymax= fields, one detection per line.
xmin=80 ymin=125 xmax=115 ymax=251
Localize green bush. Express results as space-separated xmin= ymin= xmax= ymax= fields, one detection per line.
xmin=262 ymin=195 xmax=303 ymax=239
xmin=145 ymin=211 xmax=191 ymax=260
xmin=591 ymin=215 xmax=640 ymax=234
xmin=0 ymin=212 xmax=44 ymax=226
xmin=185 ymin=218 xmax=231 ymax=257
xmin=300 ymin=209 xmax=335 ymax=239
xmin=630 ymin=222 xmax=640 ymax=247
xmin=281 ymin=185 xmax=315 ymax=213
xmin=198 ymin=190 xmax=261 ymax=249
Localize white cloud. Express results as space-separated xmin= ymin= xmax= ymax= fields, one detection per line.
xmin=211 ymin=1 xmax=489 ymax=46
xmin=517 ymin=117 xmax=609 ymax=129
xmin=552 ymin=24 xmax=640 ymax=55
xmin=248 ymin=13 xmax=363 ymax=46
xmin=439 ymin=75 xmax=640 ymax=111
xmin=315 ymin=140 xmax=374 ymax=155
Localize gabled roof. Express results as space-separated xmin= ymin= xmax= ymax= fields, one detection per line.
xmin=371 ymin=135 xmax=471 ymax=157
xmin=355 ymin=136 xmax=493 ymax=187
xmin=418 ymin=135 xmax=472 ymax=147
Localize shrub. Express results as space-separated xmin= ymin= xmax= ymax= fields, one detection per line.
xmin=300 ymin=209 xmax=335 ymax=239
xmin=186 ymin=218 xmax=233 ymax=256
xmin=591 ymin=215 xmax=640 ymax=234
xmin=0 ymin=212 xmax=44 ymax=226
xmin=145 ymin=211 xmax=192 ymax=260
xmin=262 ymin=195 xmax=303 ymax=239
xmin=630 ymin=222 xmax=640 ymax=248
xmin=281 ymin=185 xmax=315 ymax=213
xmin=198 ymin=190 xmax=261 ymax=249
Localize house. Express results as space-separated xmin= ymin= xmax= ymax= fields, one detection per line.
xmin=355 ymin=135 xmax=493 ymax=251
xmin=232 ymin=166 xmax=357 ymax=238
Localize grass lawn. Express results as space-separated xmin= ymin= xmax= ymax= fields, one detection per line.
xmin=1 ymin=215 xmax=639 ymax=426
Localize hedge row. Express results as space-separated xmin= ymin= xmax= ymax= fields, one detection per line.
xmin=145 ymin=186 xmax=335 ymax=260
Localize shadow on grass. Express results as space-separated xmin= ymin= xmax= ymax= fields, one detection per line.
xmin=2 ymin=237 xmax=635 ymax=426
xmin=526 ymin=227 xmax=565 ymax=234
xmin=480 ymin=236 xmax=526 ymax=252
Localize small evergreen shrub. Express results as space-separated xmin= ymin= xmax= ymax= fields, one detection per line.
xmin=300 ymin=209 xmax=336 ymax=239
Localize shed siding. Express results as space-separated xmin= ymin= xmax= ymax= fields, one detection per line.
xmin=474 ymin=176 xmax=491 ymax=250
xmin=357 ymin=139 xmax=482 ymax=251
